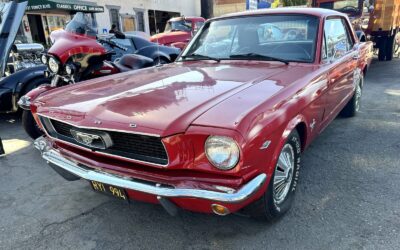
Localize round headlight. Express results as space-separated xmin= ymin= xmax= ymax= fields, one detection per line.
xmin=65 ymin=64 xmax=73 ymax=75
xmin=41 ymin=54 xmax=47 ymax=64
xmin=48 ymin=57 xmax=59 ymax=73
xmin=205 ymin=136 xmax=240 ymax=170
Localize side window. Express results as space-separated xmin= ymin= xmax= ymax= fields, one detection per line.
xmin=341 ymin=19 xmax=354 ymax=48
xmin=324 ymin=18 xmax=352 ymax=60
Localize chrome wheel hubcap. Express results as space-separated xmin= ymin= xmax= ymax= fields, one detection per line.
xmin=355 ymin=81 xmax=362 ymax=111
xmin=273 ymin=144 xmax=295 ymax=205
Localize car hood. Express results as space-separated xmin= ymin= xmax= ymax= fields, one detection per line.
xmin=0 ymin=1 xmax=28 ymax=77
xmin=35 ymin=61 xmax=314 ymax=137
xmin=150 ymin=31 xmax=190 ymax=44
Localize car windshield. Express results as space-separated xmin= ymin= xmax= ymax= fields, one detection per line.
xmin=65 ymin=12 xmax=97 ymax=37
xmin=320 ymin=0 xmax=361 ymax=14
xmin=181 ymin=14 xmax=319 ymax=63
xmin=0 ymin=3 xmax=11 ymax=35
xmin=164 ymin=19 xmax=192 ymax=32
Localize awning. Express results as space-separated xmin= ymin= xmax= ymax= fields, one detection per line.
xmin=26 ymin=0 xmax=104 ymax=13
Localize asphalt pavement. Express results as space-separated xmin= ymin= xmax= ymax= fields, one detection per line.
xmin=0 ymin=58 xmax=399 ymax=250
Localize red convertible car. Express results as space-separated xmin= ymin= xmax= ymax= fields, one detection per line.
xmin=31 ymin=8 xmax=372 ymax=220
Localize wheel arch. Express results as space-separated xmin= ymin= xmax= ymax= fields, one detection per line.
xmin=268 ymin=115 xmax=308 ymax=174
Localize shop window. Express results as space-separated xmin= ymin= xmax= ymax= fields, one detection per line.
xmin=109 ymin=9 xmax=121 ymax=31
xmin=136 ymin=11 xmax=145 ymax=32
xmin=122 ymin=16 xmax=135 ymax=32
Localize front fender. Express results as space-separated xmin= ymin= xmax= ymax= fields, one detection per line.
xmin=269 ymin=114 xmax=308 ymax=175
xmin=6 ymin=65 xmax=47 ymax=94
xmin=18 ymin=84 xmax=54 ymax=110
xmin=0 ymin=65 xmax=47 ymax=112
xmin=137 ymin=46 xmax=173 ymax=62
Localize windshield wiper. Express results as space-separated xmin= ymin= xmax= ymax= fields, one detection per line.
xmin=229 ymin=53 xmax=289 ymax=65
xmin=181 ymin=53 xmax=221 ymax=62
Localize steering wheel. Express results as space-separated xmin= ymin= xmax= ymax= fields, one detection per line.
xmin=284 ymin=30 xmax=299 ymax=41
xmin=273 ymin=43 xmax=312 ymax=60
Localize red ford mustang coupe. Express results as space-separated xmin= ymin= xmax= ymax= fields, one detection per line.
xmin=32 ymin=8 xmax=372 ymax=220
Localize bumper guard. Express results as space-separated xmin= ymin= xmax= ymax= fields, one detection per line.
xmin=34 ymin=137 xmax=267 ymax=203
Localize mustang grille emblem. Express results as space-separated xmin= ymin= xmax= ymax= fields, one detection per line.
xmin=70 ymin=129 xmax=113 ymax=150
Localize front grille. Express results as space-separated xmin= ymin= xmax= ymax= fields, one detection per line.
xmin=46 ymin=118 xmax=168 ymax=165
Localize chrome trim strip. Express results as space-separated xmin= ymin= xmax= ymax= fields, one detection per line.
xmin=34 ymin=137 xmax=267 ymax=203
xmin=38 ymin=114 xmax=161 ymax=137
xmin=38 ymin=116 xmax=169 ymax=167
xmin=260 ymin=140 xmax=271 ymax=150
xmin=17 ymin=95 xmax=31 ymax=110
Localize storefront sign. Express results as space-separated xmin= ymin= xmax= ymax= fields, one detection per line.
xmin=27 ymin=0 xmax=104 ymax=13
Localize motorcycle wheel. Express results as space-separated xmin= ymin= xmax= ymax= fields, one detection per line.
xmin=22 ymin=110 xmax=44 ymax=140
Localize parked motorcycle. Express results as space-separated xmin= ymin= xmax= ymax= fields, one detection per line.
xmin=18 ymin=12 xmax=155 ymax=139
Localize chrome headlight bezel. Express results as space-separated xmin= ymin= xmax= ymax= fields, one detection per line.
xmin=205 ymin=135 xmax=240 ymax=171
xmin=48 ymin=57 xmax=60 ymax=73
xmin=65 ymin=64 xmax=74 ymax=75
xmin=41 ymin=54 xmax=48 ymax=64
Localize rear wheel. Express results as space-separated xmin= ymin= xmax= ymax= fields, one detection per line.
xmin=385 ymin=34 xmax=395 ymax=61
xmin=244 ymin=130 xmax=301 ymax=221
xmin=153 ymin=57 xmax=169 ymax=66
xmin=378 ymin=37 xmax=387 ymax=61
xmin=341 ymin=73 xmax=363 ymax=118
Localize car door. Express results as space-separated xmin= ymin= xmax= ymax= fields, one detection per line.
xmin=0 ymin=0 xmax=28 ymax=77
xmin=323 ymin=17 xmax=358 ymax=120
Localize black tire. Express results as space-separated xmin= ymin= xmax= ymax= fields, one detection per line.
xmin=19 ymin=77 xmax=49 ymax=140
xmin=22 ymin=110 xmax=43 ymax=140
xmin=243 ymin=130 xmax=301 ymax=221
xmin=378 ymin=37 xmax=387 ymax=61
xmin=340 ymin=73 xmax=363 ymax=118
xmin=385 ymin=34 xmax=395 ymax=61
xmin=153 ymin=57 xmax=169 ymax=66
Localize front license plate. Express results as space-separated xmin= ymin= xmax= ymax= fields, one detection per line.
xmin=90 ymin=180 xmax=128 ymax=202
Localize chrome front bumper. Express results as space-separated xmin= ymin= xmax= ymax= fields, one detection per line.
xmin=34 ymin=137 xmax=267 ymax=203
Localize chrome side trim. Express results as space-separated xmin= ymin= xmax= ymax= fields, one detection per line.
xmin=260 ymin=140 xmax=271 ymax=150
xmin=34 ymin=137 xmax=267 ymax=203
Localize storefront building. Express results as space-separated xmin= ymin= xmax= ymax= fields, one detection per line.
xmin=24 ymin=0 xmax=104 ymax=45
xmin=2 ymin=0 xmax=200 ymax=45
xmin=94 ymin=0 xmax=201 ymax=35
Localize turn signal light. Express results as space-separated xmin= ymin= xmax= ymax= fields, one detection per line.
xmin=211 ymin=204 xmax=230 ymax=216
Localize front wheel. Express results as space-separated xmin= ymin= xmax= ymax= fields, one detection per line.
xmin=243 ymin=130 xmax=301 ymax=221
xmin=22 ymin=110 xmax=44 ymax=140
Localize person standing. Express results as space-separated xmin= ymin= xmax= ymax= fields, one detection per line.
xmin=0 ymin=136 xmax=5 ymax=157
xmin=109 ymin=24 xmax=117 ymax=34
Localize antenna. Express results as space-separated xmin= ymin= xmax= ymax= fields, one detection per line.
xmin=153 ymin=8 xmax=161 ymax=66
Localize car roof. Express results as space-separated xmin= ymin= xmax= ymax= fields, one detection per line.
xmin=169 ymin=16 xmax=205 ymax=22
xmin=215 ymin=7 xmax=346 ymax=20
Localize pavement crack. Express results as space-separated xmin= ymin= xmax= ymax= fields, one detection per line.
xmin=39 ymin=201 xmax=112 ymax=236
